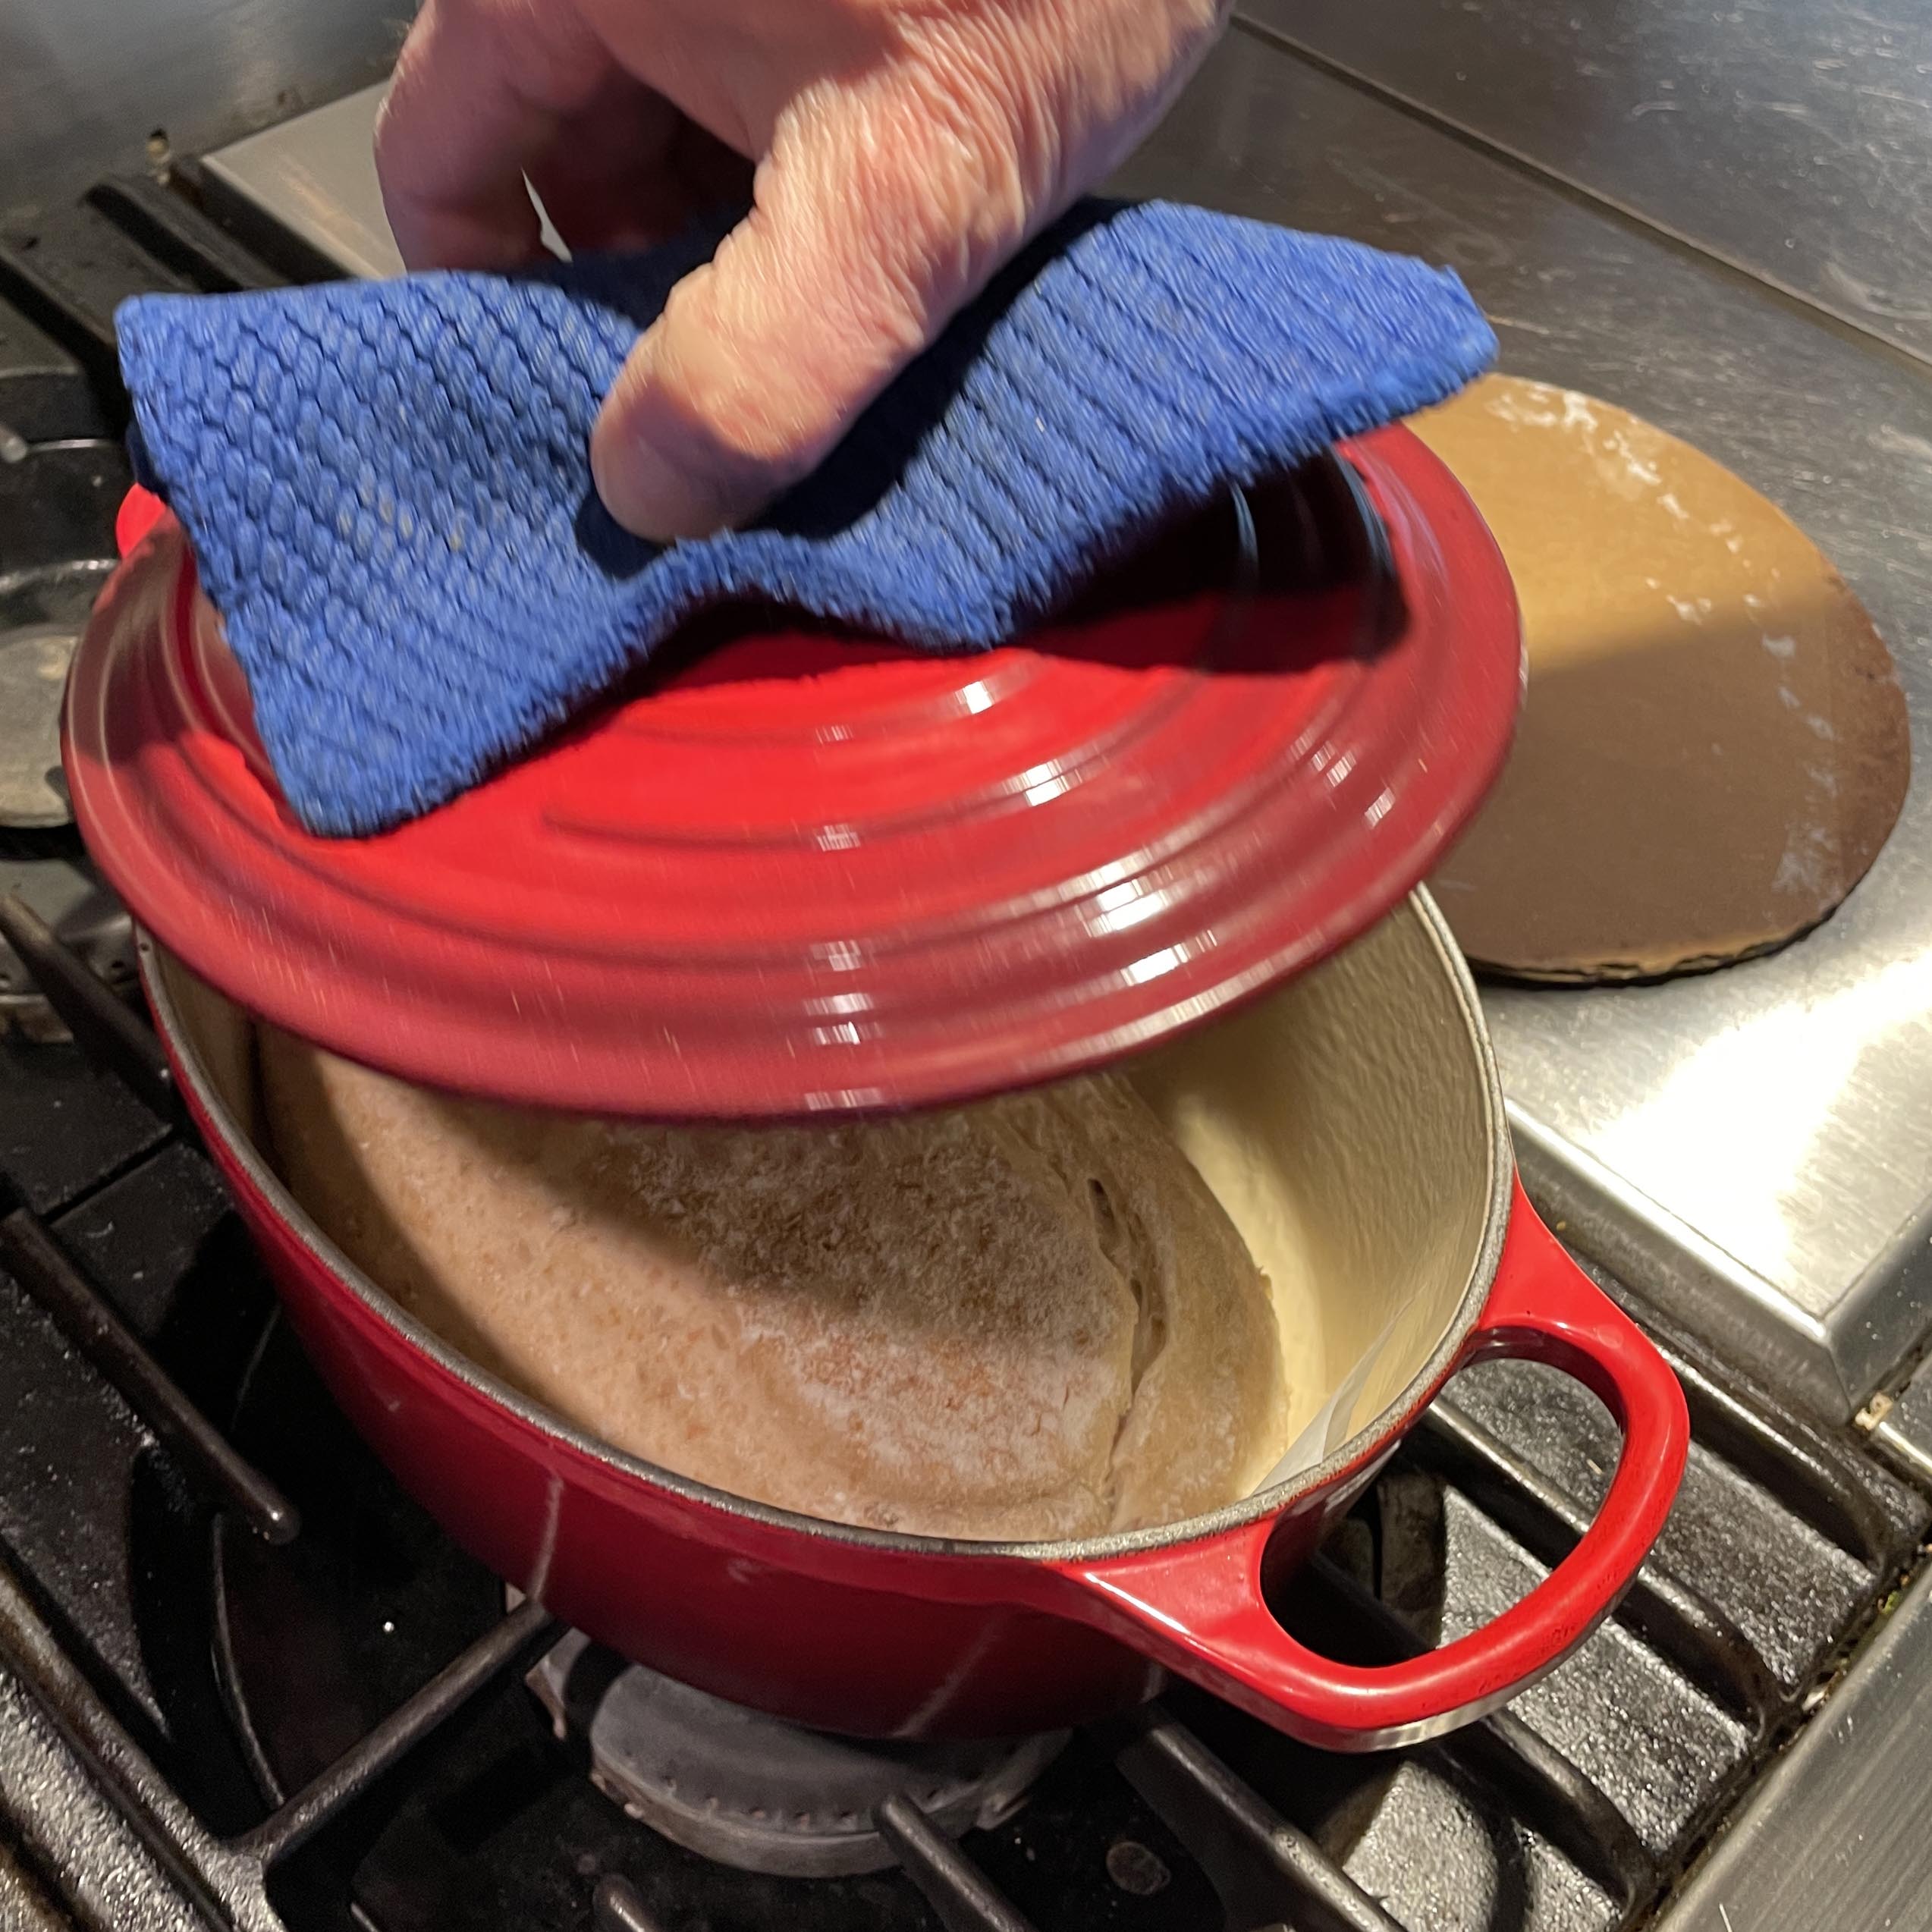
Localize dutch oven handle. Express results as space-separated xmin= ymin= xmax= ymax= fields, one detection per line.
xmin=1053 ymin=1180 xmax=1689 ymax=1751
xmin=117 ymin=485 xmax=171 ymax=557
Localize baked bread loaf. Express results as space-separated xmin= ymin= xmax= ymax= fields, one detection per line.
xmin=259 ymin=1032 xmax=1289 ymax=1540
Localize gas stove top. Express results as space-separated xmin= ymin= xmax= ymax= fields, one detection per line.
xmin=6 ymin=13 xmax=1932 ymax=1932
xmin=0 ymin=881 xmax=1921 ymax=1932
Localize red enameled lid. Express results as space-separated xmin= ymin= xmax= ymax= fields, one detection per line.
xmin=66 ymin=430 xmax=1520 ymax=1120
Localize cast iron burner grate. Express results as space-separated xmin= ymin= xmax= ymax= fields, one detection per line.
xmin=0 ymin=165 xmax=1926 ymax=1932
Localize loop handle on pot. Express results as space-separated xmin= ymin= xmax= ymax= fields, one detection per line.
xmin=1058 ymin=1180 xmax=1689 ymax=1751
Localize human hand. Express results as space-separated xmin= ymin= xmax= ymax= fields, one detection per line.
xmin=374 ymin=0 xmax=1229 ymax=540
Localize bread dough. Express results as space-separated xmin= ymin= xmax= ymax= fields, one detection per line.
xmin=1415 ymin=375 xmax=1909 ymax=981
xmin=259 ymin=1034 xmax=1290 ymax=1541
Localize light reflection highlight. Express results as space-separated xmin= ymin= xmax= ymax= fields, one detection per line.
xmin=1592 ymin=944 xmax=1932 ymax=1281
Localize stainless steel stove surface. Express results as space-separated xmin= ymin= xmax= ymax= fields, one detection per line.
xmin=5 ymin=9 xmax=1932 ymax=1932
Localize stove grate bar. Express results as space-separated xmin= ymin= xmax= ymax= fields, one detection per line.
xmin=1301 ymin=1557 xmax=1657 ymax=1912
xmin=1653 ymin=1337 xmax=1895 ymax=1566
xmin=235 ymin=1597 xmax=558 ymax=1869
xmin=0 ymin=894 xmax=182 ymax=1127
xmin=0 ymin=896 xmax=302 ymax=1544
xmin=1433 ymin=1706 xmax=1654 ymax=1912
xmin=0 ymin=1546 xmax=282 ymax=1932
xmin=591 ymin=1874 xmax=677 ymax=1932
xmin=1 ymin=1549 xmax=557 ymax=1930
xmin=1408 ymin=1400 xmax=1783 ymax=1728
xmin=1110 ymin=1704 xmax=1406 ymax=1932
xmin=0 ymin=1195 xmax=298 ymax=1544
xmin=0 ymin=171 xmax=293 ymax=401
xmin=83 ymin=177 xmax=284 ymax=297
xmin=878 ymin=1795 xmax=1042 ymax=1932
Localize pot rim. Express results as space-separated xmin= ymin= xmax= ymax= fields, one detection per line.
xmin=143 ymin=887 xmax=1513 ymax=1566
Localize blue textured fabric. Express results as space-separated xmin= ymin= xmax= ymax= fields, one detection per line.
xmin=116 ymin=199 xmax=1495 ymax=836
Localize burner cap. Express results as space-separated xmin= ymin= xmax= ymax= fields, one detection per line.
xmin=2 ymin=564 xmax=112 ymax=827
xmin=526 ymin=1629 xmax=1066 ymax=1877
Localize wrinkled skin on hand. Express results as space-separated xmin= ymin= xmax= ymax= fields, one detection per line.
xmin=375 ymin=0 xmax=1230 ymax=539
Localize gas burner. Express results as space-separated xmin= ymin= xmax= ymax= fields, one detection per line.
xmin=0 ymin=561 xmax=112 ymax=828
xmin=523 ymin=1624 xmax=1068 ymax=1877
xmin=0 ymin=434 xmax=134 ymax=1039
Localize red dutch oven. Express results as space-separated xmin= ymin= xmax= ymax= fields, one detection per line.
xmin=68 ymin=435 xmax=1689 ymax=1750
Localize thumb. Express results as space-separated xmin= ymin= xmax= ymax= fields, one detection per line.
xmin=589 ymin=93 xmax=1029 ymax=540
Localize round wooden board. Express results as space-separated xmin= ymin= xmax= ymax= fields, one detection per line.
xmin=1415 ymin=375 xmax=1911 ymax=982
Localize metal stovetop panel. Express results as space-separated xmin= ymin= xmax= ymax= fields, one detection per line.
xmin=202 ymin=83 xmax=567 ymax=283
xmin=206 ymin=35 xmax=1932 ymax=1418
xmin=201 ymin=86 xmax=403 ymax=281
xmin=0 ymin=0 xmax=397 ymax=220
xmin=1657 ymin=1574 xmax=1932 ymax=1932
xmin=1239 ymin=0 xmax=1932 ymax=366
xmin=1117 ymin=27 xmax=1932 ymax=1420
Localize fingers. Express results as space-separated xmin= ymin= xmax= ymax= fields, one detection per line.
xmin=375 ymin=0 xmax=612 ymax=270
xmin=381 ymin=0 xmax=1231 ymax=540
xmin=589 ymin=76 xmax=1033 ymax=539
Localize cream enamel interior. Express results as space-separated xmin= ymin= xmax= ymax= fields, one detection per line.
xmin=151 ymin=894 xmax=1503 ymax=1520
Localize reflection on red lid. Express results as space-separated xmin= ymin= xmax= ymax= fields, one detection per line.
xmin=64 ymin=430 xmax=1519 ymax=1120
